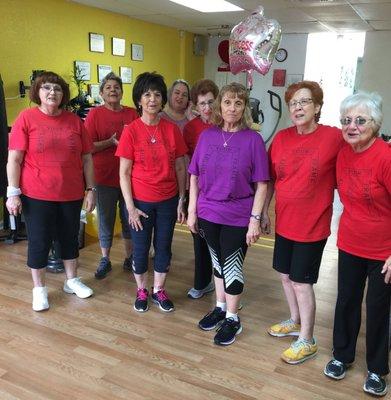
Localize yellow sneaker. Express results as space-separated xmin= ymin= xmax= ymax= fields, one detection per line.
xmin=281 ymin=338 xmax=318 ymax=364
xmin=267 ymin=318 xmax=301 ymax=337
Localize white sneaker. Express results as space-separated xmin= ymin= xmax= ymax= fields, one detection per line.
xmin=32 ymin=286 xmax=49 ymax=311
xmin=187 ymin=281 xmax=215 ymax=299
xmin=63 ymin=277 xmax=93 ymax=299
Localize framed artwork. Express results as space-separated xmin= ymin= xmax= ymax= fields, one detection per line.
xmin=74 ymin=61 xmax=91 ymax=81
xmin=272 ymin=69 xmax=286 ymax=87
xmin=89 ymin=33 xmax=104 ymax=53
xmin=97 ymin=65 xmax=112 ymax=82
xmin=88 ymin=84 xmax=102 ymax=103
xmin=112 ymin=37 xmax=126 ymax=56
xmin=131 ymin=43 xmax=144 ymax=61
xmin=119 ymin=66 xmax=132 ymax=84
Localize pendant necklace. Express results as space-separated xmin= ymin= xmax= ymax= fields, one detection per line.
xmin=221 ymin=130 xmax=235 ymax=147
xmin=142 ymin=118 xmax=160 ymax=144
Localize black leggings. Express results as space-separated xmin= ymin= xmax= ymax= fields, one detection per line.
xmin=22 ymin=195 xmax=83 ymax=269
xmin=198 ymin=218 xmax=248 ymax=295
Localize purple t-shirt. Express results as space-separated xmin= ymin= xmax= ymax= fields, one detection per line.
xmin=188 ymin=126 xmax=269 ymax=227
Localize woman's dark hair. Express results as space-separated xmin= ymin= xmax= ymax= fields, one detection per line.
xmin=285 ymin=80 xmax=323 ymax=122
xmin=132 ymin=72 xmax=167 ymax=115
xmin=99 ymin=72 xmax=123 ymax=93
xmin=190 ymin=79 xmax=219 ymax=105
xmin=29 ymin=71 xmax=70 ymax=108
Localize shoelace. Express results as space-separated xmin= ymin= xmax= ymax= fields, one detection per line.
xmin=155 ymin=290 xmax=169 ymax=301
xmin=137 ymin=289 xmax=148 ymax=300
xmin=217 ymin=317 xmax=236 ymax=332
xmin=280 ymin=318 xmax=297 ymax=327
xmin=98 ymin=258 xmax=110 ymax=270
xmin=368 ymin=372 xmax=381 ymax=383
xmin=330 ymin=359 xmax=344 ymax=367
xmin=292 ymin=338 xmax=313 ymax=351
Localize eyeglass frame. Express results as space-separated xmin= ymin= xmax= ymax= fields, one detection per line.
xmin=197 ymin=99 xmax=214 ymax=109
xmin=340 ymin=116 xmax=374 ymax=126
xmin=40 ymin=84 xmax=63 ymax=93
xmin=288 ymin=98 xmax=313 ymax=109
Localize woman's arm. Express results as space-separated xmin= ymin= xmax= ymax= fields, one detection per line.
xmin=175 ymin=156 xmax=187 ymax=224
xmin=187 ymin=174 xmax=199 ymax=233
xmin=260 ymin=180 xmax=275 ymax=235
xmin=82 ymin=153 xmax=96 ymax=212
xmin=92 ymin=134 xmax=118 ymax=153
xmin=246 ymin=181 xmax=268 ymax=246
xmin=6 ymin=150 xmax=24 ymax=215
xmin=119 ymin=157 xmax=148 ymax=231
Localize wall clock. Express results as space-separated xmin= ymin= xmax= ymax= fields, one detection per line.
xmin=275 ymin=48 xmax=288 ymax=62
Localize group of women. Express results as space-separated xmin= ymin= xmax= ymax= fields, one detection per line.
xmin=6 ymin=70 xmax=390 ymax=397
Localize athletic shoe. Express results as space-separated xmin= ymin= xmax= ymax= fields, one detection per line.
xmin=281 ymin=337 xmax=318 ymax=364
xmin=151 ymin=289 xmax=174 ymax=312
xmin=123 ymin=256 xmax=132 ymax=272
xmin=268 ymin=318 xmax=301 ymax=337
xmin=198 ymin=307 xmax=226 ymax=331
xmin=324 ymin=359 xmax=348 ymax=380
xmin=94 ymin=257 xmax=112 ymax=279
xmin=63 ymin=277 xmax=93 ymax=299
xmin=187 ymin=281 xmax=215 ymax=299
xmin=134 ymin=288 xmax=149 ymax=312
xmin=32 ymin=286 xmax=49 ymax=311
xmin=214 ymin=317 xmax=242 ymax=346
xmin=363 ymin=372 xmax=388 ymax=397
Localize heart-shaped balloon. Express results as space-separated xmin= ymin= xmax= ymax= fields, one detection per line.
xmin=229 ymin=7 xmax=282 ymax=76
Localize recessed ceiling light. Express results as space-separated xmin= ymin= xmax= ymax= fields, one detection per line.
xmin=168 ymin=0 xmax=243 ymax=13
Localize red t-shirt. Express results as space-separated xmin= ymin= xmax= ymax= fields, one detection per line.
xmin=183 ymin=117 xmax=211 ymax=157
xmin=269 ymin=124 xmax=344 ymax=242
xmin=115 ymin=118 xmax=188 ymax=202
xmin=84 ymin=105 xmax=138 ymax=187
xmin=337 ymin=139 xmax=391 ymax=260
xmin=9 ymin=107 xmax=93 ymax=201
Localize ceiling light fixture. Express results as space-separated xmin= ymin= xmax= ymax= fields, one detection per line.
xmin=168 ymin=0 xmax=243 ymax=13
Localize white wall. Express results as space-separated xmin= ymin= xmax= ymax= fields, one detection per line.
xmin=204 ymin=34 xmax=308 ymax=144
xmin=360 ymin=31 xmax=391 ymax=135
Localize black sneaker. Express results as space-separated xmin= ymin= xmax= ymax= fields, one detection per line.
xmin=198 ymin=307 xmax=226 ymax=331
xmin=324 ymin=359 xmax=348 ymax=380
xmin=94 ymin=257 xmax=112 ymax=279
xmin=151 ymin=289 xmax=174 ymax=312
xmin=134 ymin=288 xmax=149 ymax=312
xmin=214 ymin=317 xmax=242 ymax=346
xmin=363 ymin=372 xmax=388 ymax=397
xmin=123 ymin=256 xmax=132 ymax=271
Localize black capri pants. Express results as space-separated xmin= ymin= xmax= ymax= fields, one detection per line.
xmin=22 ymin=195 xmax=83 ymax=269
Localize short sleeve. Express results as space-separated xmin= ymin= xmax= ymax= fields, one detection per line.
xmin=84 ymin=108 xmax=98 ymax=142
xmin=188 ymin=133 xmax=203 ymax=176
xmin=251 ymin=133 xmax=270 ymax=182
xmin=173 ymin=124 xmax=188 ymax=158
xmin=80 ymin=121 xmax=93 ymax=154
xmin=9 ymin=112 xmax=29 ymax=151
xmin=115 ymin=124 xmax=134 ymax=160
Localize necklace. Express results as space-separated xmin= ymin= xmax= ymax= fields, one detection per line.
xmin=221 ymin=130 xmax=235 ymax=147
xmin=142 ymin=119 xmax=160 ymax=144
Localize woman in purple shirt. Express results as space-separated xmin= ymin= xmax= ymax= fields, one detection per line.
xmin=187 ymin=82 xmax=269 ymax=346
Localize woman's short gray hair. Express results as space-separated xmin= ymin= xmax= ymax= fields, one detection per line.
xmin=99 ymin=72 xmax=123 ymax=93
xmin=340 ymin=91 xmax=383 ymax=133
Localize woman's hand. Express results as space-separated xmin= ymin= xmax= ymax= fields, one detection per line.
xmin=381 ymin=255 xmax=391 ymax=284
xmin=177 ymin=197 xmax=186 ymax=224
xmin=128 ymin=207 xmax=148 ymax=231
xmin=111 ymin=133 xmax=119 ymax=146
xmin=261 ymin=212 xmax=271 ymax=235
xmin=6 ymin=195 xmax=22 ymax=216
xmin=84 ymin=191 xmax=96 ymax=213
xmin=187 ymin=211 xmax=198 ymax=234
xmin=246 ymin=219 xmax=261 ymax=246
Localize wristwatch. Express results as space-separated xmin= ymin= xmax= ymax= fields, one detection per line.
xmin=86 ymin=187 xmax=97 ymax=192
xmin=250 ymin=214 xmax=262 ymax=221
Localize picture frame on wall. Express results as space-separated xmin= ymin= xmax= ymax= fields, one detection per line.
xmin=131 ymin=43 xmax=144 ymax=61
xmin=112 ymin=37 xmax=126 ymax=56
xmin=97 ymin=65 xmax=112 ymax=82
xmin=89 ymin=33 xmax=104 ymax=53
xmin=272 ymin=69 xmax=286 ymax=87
xmin=88 ymin=84 xmax=102 ymax=103
xmin=119 ymin=67 xmax=132 ymax=84
xmin=74 ymin=61 xmax=91 ymax=81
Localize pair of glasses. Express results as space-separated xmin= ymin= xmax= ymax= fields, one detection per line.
xmin=198 ymin=100 xmax=214 ymax=108
xmin=288 ymin=98 xmax=313 ymax=109
xmin=340 ymin=117 xmax=373 ymax=126
xmin=41 ymin=84 xmax=63 ymax=93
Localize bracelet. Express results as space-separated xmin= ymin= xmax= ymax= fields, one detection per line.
xmin=7 ymin=186 xmax=22 ymax=197
xmin=250 ymin=214 xmax=262 ymax=221
xmin=85 ymin=187 xmax=97 ymax=192
xmin=179 ymin=195 xmax=187 ymax=202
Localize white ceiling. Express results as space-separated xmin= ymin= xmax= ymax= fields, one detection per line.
xmin=71 ymin=0 xmax=391 ymax=35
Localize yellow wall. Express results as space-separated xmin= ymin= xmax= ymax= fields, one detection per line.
xmin=0 ymin=0 xmax=204 ymax=124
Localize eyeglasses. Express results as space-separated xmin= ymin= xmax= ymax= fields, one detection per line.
xmin=340 ymin=117 xmax=373 ymax=126
xmin=288 ymin=98 xmax=313 ymax=109
xmin=198 ymin=100 xmax=214 ymax=108
xmin=40 ymin=84 xmax=63 ymax=93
